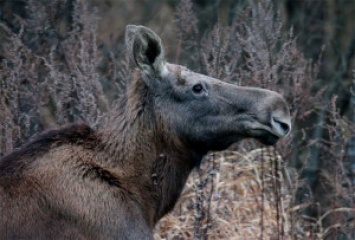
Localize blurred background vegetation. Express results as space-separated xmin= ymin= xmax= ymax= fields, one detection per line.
xmin=0 ymin=0 xmax=354 ymax=239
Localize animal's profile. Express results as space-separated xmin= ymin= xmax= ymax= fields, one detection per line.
xmin=0 ymin=25 xmax=291 ymax=239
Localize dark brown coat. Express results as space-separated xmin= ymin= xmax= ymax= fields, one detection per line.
xmin=0 ymin=25 xmax=291 ymax=239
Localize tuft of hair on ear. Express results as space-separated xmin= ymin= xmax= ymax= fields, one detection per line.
xmin=125 ymin=25 xmax=165 ymax=78
xmin=144 ymin=33 xmax=161 ymax=65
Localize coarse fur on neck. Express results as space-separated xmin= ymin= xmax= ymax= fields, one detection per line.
xmin=99 ymin=69 xmax=203 ymax=225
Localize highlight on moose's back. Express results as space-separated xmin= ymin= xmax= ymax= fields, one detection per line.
xmin=0 ymin=25 xmax=291 ymax=239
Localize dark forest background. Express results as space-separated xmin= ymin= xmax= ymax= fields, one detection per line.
xmin=0 ymin=0 xmax=354 ymax=239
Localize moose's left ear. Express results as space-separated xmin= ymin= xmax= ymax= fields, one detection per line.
xmin=125 ymin=25 xmax=165 ymax=78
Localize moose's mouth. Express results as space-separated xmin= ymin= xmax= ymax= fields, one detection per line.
xmin=249 ymin=115 xmax=291 ymax=145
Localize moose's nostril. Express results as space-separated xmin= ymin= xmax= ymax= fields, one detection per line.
xmin=279 ymin=121 xmax=290 ymax=134
xmin=272 ymin=117 xmax=291 ymax=136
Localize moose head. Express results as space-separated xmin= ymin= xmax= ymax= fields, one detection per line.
xmin=125 ymin=25 xmax=291 ymax=154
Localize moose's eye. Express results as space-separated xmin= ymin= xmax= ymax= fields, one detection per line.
xmin=192 ymin=84 xmax=204 ymax=94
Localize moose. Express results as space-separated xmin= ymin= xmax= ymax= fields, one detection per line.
xmin=0 ymin=25 xmax=291 ymax=239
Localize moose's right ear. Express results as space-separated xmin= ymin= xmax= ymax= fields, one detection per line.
xmin=125 ymin=25 xmax=165 ymax=79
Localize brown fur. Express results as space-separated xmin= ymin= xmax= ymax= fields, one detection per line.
xmin=0 ymin=124 xmax=99 ymax=176
xmin=0 ymin=25 xmax=291 ymax=239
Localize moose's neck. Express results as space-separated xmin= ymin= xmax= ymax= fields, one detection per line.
xmin=100 ymin=74 xmax=203 ymax=226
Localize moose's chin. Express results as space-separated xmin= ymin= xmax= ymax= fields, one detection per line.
xmin=258 ymin=134 xmax=280 ymax=145
xmin=257 ymin=132 xmax=280 ymax=145
xmin=211 ymin=133 xmax=279 ymax=150
xmin=248 ymin=128 xmax=281 ymax=145
xmin=195 ymin=131 xmax=280 ymax=153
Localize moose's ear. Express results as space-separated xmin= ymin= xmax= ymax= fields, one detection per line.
xmin=125 ymin=25 xmax=165 ymax=78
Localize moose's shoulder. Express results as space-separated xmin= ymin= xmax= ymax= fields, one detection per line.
xmin=0 ymin=123 xmax=101 ymax=176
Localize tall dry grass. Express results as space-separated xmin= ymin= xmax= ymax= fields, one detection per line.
xmin=155 ymin=148 xmax=295 ymax=239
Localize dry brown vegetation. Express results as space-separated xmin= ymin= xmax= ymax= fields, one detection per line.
xmin=0 ymin=0 xmax=354 ymax=239
xmin=155 ymin=149 xmax=293 ymax=239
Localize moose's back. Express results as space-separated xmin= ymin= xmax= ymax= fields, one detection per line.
xmin=0 ymin=124 xmax=153 ymax=239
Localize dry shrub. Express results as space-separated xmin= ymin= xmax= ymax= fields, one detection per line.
xmin=0 ymin=0 xmax=107 ymax=157
xmin=155 ymin=148 xmax=295 ymax=240
xmin=0 ymin=25 xmax=45 ymax=156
